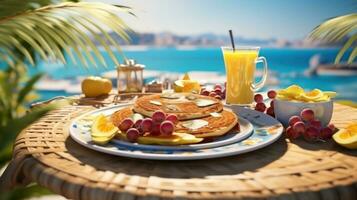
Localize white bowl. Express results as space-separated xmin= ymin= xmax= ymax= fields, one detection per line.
xmin=273 ymin=99 xmax=333 ymax=127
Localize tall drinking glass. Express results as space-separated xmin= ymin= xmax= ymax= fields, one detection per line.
xmin=222 ymin=46 xmax=268 ymax=105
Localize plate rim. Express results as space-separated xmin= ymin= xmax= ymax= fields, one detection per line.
xmin=69 ymin=104 xmax=283 ymax=160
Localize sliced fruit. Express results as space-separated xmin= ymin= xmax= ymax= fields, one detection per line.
xmin=91 ymin=114 xmax=118 ymax=144
xmin=276 ymin=94 xmax=292 ymax=101
xmin=117 ymin=131 xmax=203 ymax=145
xmin=333 ymin=128 xmax=357 ymax=149
xmin=182 ymin=73 xmax=190 ymax=80
xmin=285 ymin=85 xmax=304 ymax=97
xmin=277 ymin=85 xmax=336 ymax=103
xmin=173 ymin=80 xmax=201 ymax=93
xmin=92 ymin=135 xmax=116 ymax=145
xmin=323 ymin=91 xmax=337 ymax=98
xmin=301 ymin=89 xmax=323 ymax=101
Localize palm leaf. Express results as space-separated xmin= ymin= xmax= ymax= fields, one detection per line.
xmin=309 ymin=14 xmax=357 ymax=64
xmin=16 ymin=73 xmax=43 ymax=108
xmin=0 ymin=2 xmax=133 ymax=68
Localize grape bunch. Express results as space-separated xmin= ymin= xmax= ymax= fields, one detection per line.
xmin=200 ymin=84 xmax=226 ymax=100
xmin=286 ymin=108 xmax=336 ymax=141
xmin=254 ymin=90 xmax=277 ymax=117
xmin=118 ymin=111 xmax=178 ymax=143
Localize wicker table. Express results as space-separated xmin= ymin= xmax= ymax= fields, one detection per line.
xmin=1 ymin=94 xmax=357 ymax=200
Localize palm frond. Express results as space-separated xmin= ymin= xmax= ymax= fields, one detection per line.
xmin=0 ymin=2 xmax=133 ymax=68
xmin=309 ymin=14 xmax=357 ymax=64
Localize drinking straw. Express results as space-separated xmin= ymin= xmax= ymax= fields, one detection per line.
xmin=229 ymin=30 xmax=235 ymax=51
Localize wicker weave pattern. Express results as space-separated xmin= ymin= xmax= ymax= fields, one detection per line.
xmin=1 ymin=97 xmax=357 ymax=200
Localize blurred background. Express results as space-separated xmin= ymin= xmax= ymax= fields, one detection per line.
xmin=0 ymin=1 xmax=356 ymax=199
xmin=28 ymin=0 xmax=357 ymax=103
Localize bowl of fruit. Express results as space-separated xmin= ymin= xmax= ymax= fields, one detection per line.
xmin=273 ymin=85 xmax=336 ymax=128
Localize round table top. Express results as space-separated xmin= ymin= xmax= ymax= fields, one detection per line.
xmin=1 ymin=94 xmax=357 ymax=200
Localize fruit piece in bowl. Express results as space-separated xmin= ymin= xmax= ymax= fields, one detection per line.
xmin=274 ymin=85 xmax=336 ymax=127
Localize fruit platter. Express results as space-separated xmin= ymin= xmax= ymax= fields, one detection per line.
xmin=69 ymin=92 xmax=284 ymax=160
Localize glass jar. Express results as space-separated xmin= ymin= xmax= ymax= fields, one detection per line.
xmin=116 ymin=59 xmax=144 ymax=93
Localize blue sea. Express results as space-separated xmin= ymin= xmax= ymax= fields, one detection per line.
xmin=30 ymin=47 xmax=357 ymax=101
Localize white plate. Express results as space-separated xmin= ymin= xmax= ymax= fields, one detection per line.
xmin=70 ymin=104 xmax=253 ymax=150
xmin=69 ymin=104 xmax=283 ymax=160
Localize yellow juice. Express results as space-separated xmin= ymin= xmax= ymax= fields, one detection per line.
xmin=223 ymin=49 xmax=258 ymax=104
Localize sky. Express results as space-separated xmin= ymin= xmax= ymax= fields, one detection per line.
xmin=87 ymin=0 xmax=357 ymax=40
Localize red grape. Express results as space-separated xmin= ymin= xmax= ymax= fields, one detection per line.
xmin=201 ymin=90 xmax=210 ymax=96
xmin=222 ymin=88 xmax=226 ymax=97
xmin=303 ymin=126 xmax=319 ymax=141
xmin=126 ymin=128 xmax=140 ymax=142
xmin=214 ymin=88 xmax=222 ymax=95
xmin=133 ymin=119 xmax=143 ymax=129
xmin=255 ymin=102 xmax=266 ymax=112
xmin=150 ymin=122 xmax=161 ymax=136
xmin=286 ymin=126 xmax=299 ymax=139
xmin=320 ymin=127 xmax=333 ymax=139
xmin=288 ymin=116 xmax=301 ymax=127
xmin=209 ymin=92 xmax=217 ymax=97
xmin=119 ymin=118 xmax=134 ymax=132
xmin=166 ymin=114 xmax=178 ymax=124
xmin=267 ymin=90 xmax=277 ymax=99
xmin=266 ymin=106 xmax=275 ymax=117
xmin=152 ymin=111 xmax=166 ymax=123
xmin=160 ymin=120 xmax=175 ymax=136
xmin=309 ymin=119 xmax=322 ymax=130
xmin=300 ymin=108 xmax=315 ymax=121
xmin=214 ymin=95 xmax=222 ymax=100
xmin=327 ymin=123 xmax=335 ymax=132
xmin=293 ymin=121 xmax=306 ymax=135
xmin=214 ymin=84 xmax=222 ymax=90
xmin=141 ymin=118 xmax=153 ymax=133
xmin=254 ymin=94 xmax=264 ymax=103
xmin=270 ymin=100 xmax=275 ymax=108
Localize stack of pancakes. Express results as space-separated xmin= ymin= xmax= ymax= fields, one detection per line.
xmin=111 ymin=93 xmax=239 ymax=144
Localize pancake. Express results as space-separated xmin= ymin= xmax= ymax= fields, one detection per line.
xmin=133 ymin=93 xmax=223 ymax=120
xmin=110 ymin=107 xmax=238 ymax=138
xmin=175 ymin=109 xmax=238 ymax=138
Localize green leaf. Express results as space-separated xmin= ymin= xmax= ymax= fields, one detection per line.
xmin=0 ymin=2 xmax=133 ymax=68
xmin=348 ymin=46 xmax=357 ymax=63
xmin=334 ymin=34 xmax=357 ymax=64
xmin=0 ymin=184 xmax=53 ymax=200
xmin=0 ymin=104 xmax=55 ymax=149
xmin=16 ymin=73 xmax=43 ymax=107
xmin=309 ymin=14 xmax=357 ymax=64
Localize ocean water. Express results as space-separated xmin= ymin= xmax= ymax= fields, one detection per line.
xmin=31 ymin=47 xmax=357 ymax=101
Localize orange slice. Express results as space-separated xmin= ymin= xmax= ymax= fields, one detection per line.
xmin=91 ymin=114 xmax=118 ymax=144
xmin=333 ymin=122 xmax=357 ymax=149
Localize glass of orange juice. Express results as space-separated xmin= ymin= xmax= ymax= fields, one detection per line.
xmin=222 ymin=46 xmax=268 ymax=105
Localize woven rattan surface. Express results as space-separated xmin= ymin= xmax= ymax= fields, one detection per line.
xmin=1 ymin=94 xmax=357 ymax=200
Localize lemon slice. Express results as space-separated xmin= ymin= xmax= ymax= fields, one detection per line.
xmin=182 ymin=73 xmax=190 ymax=80
xmin=333 ymin=128 xmax=357 ymax=149
xmin=323 ymin=91 xmax=337 ymax=98
xmin=173 ymin=80 xmax=200 ymax=93
xmin=285 ymin=85 xmax=304 ymax=97
xmin=346 ymin=123 xmax=357 ymax=132
xmin=91 ymin=114 xmax=118 ymax=144
xmin=301 ymin=89 xmax=323 ymax=101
